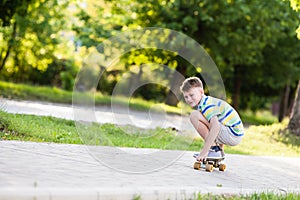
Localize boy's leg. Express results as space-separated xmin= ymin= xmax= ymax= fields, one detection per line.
xmin=190 ymin=111 xmax=225 ymax=158
xmin=190 ymin=110 xmax=222 ymax=147
xmin=189 ymin=110 xmax=210 ymax=141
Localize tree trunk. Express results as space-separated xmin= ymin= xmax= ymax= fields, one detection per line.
xmin=232 ymin=65 xmax=242 ymax=110
xmin=278 ymin=83 xmax=291 ymax=122
xmin=129 ymin=66 xmax=143 ymax=95
xmin=165 ymin=65 xmax=187 ymax=106
xmin=288 ymin=80 xmax=300 ymax=136
xmin=0 ymin=21 xmax=17 ymax=71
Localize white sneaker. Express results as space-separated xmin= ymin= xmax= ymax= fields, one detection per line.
xmin=193 ymin=146 xmax=225 ymax=159
xmin=208 ymin=146 xmax=225 ymax=158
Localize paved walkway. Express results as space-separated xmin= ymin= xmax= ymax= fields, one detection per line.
xmin=1 ymin=141 xmax=300 ymax=200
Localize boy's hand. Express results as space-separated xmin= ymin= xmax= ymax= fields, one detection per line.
xmin=196 ymin=151 xmax=208 ymax=162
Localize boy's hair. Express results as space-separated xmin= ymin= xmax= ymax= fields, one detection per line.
xmin=180 ymin=77 xmax=203 ymax=92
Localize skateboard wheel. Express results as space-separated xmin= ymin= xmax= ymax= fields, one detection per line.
xmin=194 ymin=162 xmax=201 ymax=170
xmin=205 ymin=164 xmax=214 ymax=172
xmin=219 ymin=164 xmax=226 ymax=171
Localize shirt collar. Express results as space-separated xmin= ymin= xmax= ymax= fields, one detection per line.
xmin=196 ymin=94 xmax=207 ymax=110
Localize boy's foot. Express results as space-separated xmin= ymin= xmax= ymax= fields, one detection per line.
xmin=193 ymin=146 xmax=225 ymax=159
xmin=208 ymin=145 xmax=225 ymax=158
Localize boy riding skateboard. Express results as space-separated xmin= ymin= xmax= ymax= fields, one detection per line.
xmin=180 ymin=77 xmax=244 ymax=163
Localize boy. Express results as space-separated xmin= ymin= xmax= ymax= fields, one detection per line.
xmin=180 ymin=77 xmax=244 ymax=162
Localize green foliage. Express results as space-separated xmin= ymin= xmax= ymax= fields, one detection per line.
xmin=201 ymin=0 xmax=300 ymax=109
xmin=72 ymin=0 xmax=119 ymax=47
xmin=0 ymin=0 xmax=73 ymax=84
xmin=16 ymin=58 xmax=78 ymax=90
xmin=107 ymin=0 xmax=300 ymax=110
xmin=0 ymin=0 xmax=35 ymax=27
xmin=289 ymin=0 xmax=300 ymax=11
xmin=59 ymin=60 xmax=78 ymax=90
xmin=1 ymin=0 xmax=300 ymax=112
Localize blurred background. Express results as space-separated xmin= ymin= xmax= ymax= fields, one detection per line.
xmin=0 ymin=0 xmax=299 ymax=125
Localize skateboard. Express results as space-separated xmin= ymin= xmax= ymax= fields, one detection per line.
xmin=193 ymin=154 xmax=226 ymax=172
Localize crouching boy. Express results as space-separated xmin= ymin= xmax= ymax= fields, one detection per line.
xmin=180 ymin=77 xmax=244 ymax=161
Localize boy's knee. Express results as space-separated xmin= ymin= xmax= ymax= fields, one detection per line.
xmin=190 ymin=110 xmax=202 ymax=124
xmin=190 ymin=110 xmax=208 ymax=126
xmin=189 ymin=110 xmax=199 ymax=121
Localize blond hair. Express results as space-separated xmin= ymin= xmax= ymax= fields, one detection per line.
xmin=180 ymin=77 xmax=203 ymax=92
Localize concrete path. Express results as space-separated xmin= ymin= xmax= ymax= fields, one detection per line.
xmin=0 ymin=141 xmax=300 ymax=200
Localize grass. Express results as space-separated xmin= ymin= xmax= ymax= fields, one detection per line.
xmin=240 ymin=110 xmax=278 ymax=125
xmin=194 ymin=192 xmax=300 ymax=200
xmin=0 ymin=81 xmax=73 ymax=103
xmin=0 ymin=111 xmax=299 ymax=157
xmin=226 ymin=119 xmax=300 ymax=157
xmin=0 ymin=110 xmax=194 ymax=149
xmin=133 ymin=192 xmax=300 ymax=200
xmin=0 ymin=111 xmax=81 ymax=143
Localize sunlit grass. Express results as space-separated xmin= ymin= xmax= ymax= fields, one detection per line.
xmin=0 ymin=111 xmax=192 ymax=149
xmin=226 ymin=119 xmax=300 ymax=157
xmin=240 ymin=109 xmax=278 ymax=125
xmin=0 ymin=81 xmax=73 ymax=103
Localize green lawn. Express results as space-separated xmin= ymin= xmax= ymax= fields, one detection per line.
xmin=0 ymin=111 xmax=299 ymax=157
xmin=226 ymin=119 xmax=300 ymax=157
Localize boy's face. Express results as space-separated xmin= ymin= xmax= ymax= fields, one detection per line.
xmin=183 ymin=87 xmax=204 ymax=107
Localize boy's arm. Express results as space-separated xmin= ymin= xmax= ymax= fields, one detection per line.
xmin=197 ymin=116 xmax=221 ymax=161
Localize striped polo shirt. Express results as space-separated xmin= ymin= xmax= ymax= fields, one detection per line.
xmin=197 ymin=95 xmax=244 ymax=136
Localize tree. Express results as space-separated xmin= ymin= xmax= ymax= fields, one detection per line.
xmin=288 ymin=81 xmax=300 ymax=136
xmin=203 ymin=0 xmax=300 ymax=110
xmin=289 ymin=0 xmax=300 ymax=11
xmin=288 ymin=0 xmax=300 ymax=135
xmin=0 ymin=0 xmax=36 ymax=71
xmin=74 ymin=0 xmax=300 ymax=111
xmin=0 ymin=0 xmax=74 ymax=85
xmin=262 ymin=35 xmax=300 ymax=121
xmin=111 ymin=0 xmax=300 ymax=109
xmin=0 ymin=0 xmax=35 ymax=27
